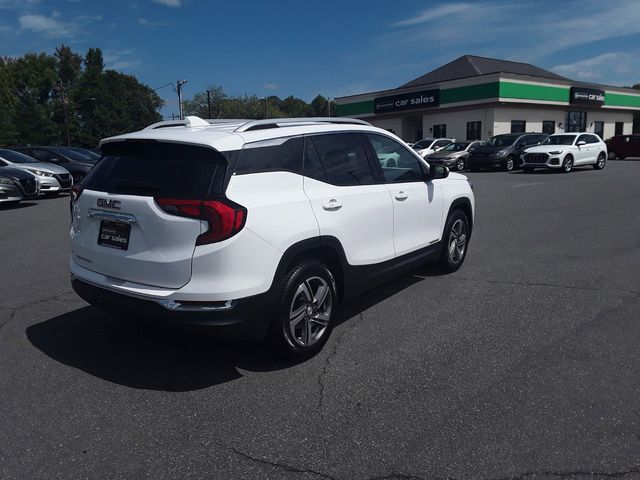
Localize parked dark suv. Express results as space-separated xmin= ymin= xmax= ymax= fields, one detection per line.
xmin=467 ymin=133 xmax=549 ymax=171
xmin=12 ymin=146 xmax=97 ymax=184
xmin=605 ymin=134 xmax=640 ymax=160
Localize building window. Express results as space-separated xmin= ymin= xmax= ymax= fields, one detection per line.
xmin=615 ymin=122 xmax=624 ymax=136
xmin=511 ymin=120 xmax=526 ymax=133
xmin=593 ymin=121 xmax=604 ymax=139
xmin=466 ymin=121 xmax=481 ymax=141
xmin=433 ymin=124 xmax=446 ymax=138
xmin=566 ymin=112 xmax=587 ymax=132
xmin=542 ymin=121 xmax=555 ymax=135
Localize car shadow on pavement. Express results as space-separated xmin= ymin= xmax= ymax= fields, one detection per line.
xmin=26 ymin=265 xmax=442 ymax=392
xmin=0 ymin=201 xmax=37 ymax=210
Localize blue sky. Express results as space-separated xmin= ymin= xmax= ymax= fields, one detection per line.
xmin=1 ymin=0 xmax=639 ymax=118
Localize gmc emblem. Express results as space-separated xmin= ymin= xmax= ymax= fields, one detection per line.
xmin=97 ymin=198 xmax=121 ymax=210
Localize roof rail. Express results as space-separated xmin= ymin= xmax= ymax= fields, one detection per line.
xmin=234 ymin=117 xmax=371 ymax=132
xmin=143 ymin=116 xmax=371 ymax=132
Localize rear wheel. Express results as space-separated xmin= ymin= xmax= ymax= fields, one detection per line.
xmin=561 ymin=155 xmax=573 ymax=173
xmin=269 ymin=260 xmax=337 ymax=360
xmin=438 ymin=209 xmax=470 ymax=273
xmin=593 ymin=152 xmax=606 ymax=170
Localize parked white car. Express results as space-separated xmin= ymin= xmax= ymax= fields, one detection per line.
xmin=413 ymin=138 xmax=455 ymax=158
xmin=70 ymin=116 xmax=475 ymax=359
xmin=0 ymin=149 xmax=73 ymax=195
xmin=521 ymin=133 xmax=607 ymax=173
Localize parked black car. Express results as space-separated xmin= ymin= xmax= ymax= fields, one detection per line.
xmin=467 ymin=133 xmax=548 ymax=171
xmin=0 ymin=166 xmax=39 ymax=204
xmin=12 ymin=146 xmax=97 ymax=184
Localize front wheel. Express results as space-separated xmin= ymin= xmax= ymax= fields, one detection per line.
xmin=505 ymin=156 xmax=516 ymax=171
xmin=438 ymin=209 xmax=470 ymax=273
xmin=562 ymin=155 xmax=573 ymax=173
xmin=269 ymin=260 xmax=337 ymax=360
xmin=455 ymin=157 xmax=465 ymax=171
xmin=593 ymin=152 xmax=606 ymax=170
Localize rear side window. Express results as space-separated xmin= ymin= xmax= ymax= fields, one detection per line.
xmin=234 ymin=136 xmax=303 ymax=175
xmin=310 ymin=133 xmax=375 ymax=186
xmin=85 ymin=141 xmax=227 ymax=198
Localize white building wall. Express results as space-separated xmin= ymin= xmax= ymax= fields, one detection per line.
xmin=422 ymin=108 xmax=495 ymax=141
xmin=493 ymin=106 xmax=633 ymax=139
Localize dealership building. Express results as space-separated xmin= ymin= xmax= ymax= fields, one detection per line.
xmin=335 ymin=55 xmax=640 ymax=143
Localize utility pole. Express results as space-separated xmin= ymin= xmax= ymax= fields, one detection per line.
xmin=206 ymin=89 xmax=212 ymax=118
xmin=327 ymin=97 xmax=332 ymax=117
xmin=176 ymin=79 xmax=188 ymax=120
xmin=58 ymin=79 xmax=71 ymax=146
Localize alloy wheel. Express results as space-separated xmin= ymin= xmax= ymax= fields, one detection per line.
xmin=448 ymin=219 xmax=467 ymax=264
xmin=456 ymin=158 xmax=465 ymax=171
xmin=506 ymin=157 xmax=514 ymax=171
xmin=288 ymin=276 xmax=332 ymax=347
xmin=563 ymin=157 xmax=573 ymax=172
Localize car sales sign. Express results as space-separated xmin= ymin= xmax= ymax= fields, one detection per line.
xmin=375 ymin=89 xmax=440 ymax=114
xmin=570 ymin=87 xmax=605 ymax=106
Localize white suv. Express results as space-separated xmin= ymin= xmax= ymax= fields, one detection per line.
xmin=413 ymin=138 xmax=455 ymax=157
xmin=70 ymin=117 xmax=475 ymax=358
xmin=521 ymin=133 xmax=607 ymax=173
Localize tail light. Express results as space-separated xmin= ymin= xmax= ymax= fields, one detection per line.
xmin=155 ymin=198 xmax=246 ymax=245
xmin=70 ymin=184 xmax=84 ymax=202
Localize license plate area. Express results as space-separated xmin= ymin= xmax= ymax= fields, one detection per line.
xmin=97 ymin=220 xmax=131 ymax=250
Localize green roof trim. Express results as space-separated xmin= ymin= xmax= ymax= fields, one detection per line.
xmin=335 ymin=100 xmax=374 ymax=116
xmin=441 ymin=82 xmax=500 ymax=104
xmin=499 ymin=81 xmax=569 ymax=102
xmin=605 ymin=92 xmax=640 ymax=108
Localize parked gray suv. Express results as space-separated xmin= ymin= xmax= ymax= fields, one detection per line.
xmin=467 ymin=133 xmax=549 ymax=171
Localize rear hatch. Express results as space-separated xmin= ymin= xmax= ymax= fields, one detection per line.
xmin=71 ymin=141 xmax=227 ymax=289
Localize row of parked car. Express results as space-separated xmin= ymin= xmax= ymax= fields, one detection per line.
xmin=0 ymin=146 xmax=99 ymax=205
xmin=412 ymin=132 xmax=631 ymax=173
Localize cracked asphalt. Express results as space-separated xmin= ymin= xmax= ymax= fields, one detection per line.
xmin=1 ymin=161 xmax=640 ymax=479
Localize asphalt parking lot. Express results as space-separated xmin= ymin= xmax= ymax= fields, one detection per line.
xmin=1 ymin=161 xmax=640 ymax=480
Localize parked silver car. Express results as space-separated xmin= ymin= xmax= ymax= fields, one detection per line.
xmin=0 ymin=149 xmax=72 ymax=196
xmin=0 ymin=166 xmax=39 ymax=204
xmin=426 ymin=141 xmax=479 ymax=171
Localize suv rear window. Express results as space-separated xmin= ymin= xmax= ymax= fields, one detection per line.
xmin=84 ymin=141 xmax=227 ymax=198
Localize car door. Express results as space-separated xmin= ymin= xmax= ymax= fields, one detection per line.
xmin=302 ymin=133 xmax=395 ymax=267
xmin=363 ymin=133 xmax=444 ymax=259
xmin=575 ymin=134 xmax=592 ymax=164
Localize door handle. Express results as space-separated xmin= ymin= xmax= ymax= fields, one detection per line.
xmin=394 ymin=191 xmax=408 ymax=201
xmin=322 ymin=199 xmax=342 ymax=211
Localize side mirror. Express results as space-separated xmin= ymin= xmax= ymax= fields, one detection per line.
xmin=429 ymin=164 xmax=449 ymax=180
xmin=577 ymin=141 xmax=586 ymax=147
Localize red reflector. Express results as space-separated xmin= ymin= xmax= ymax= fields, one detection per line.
xmin=155 ymin=197 xmax=246 ymax=245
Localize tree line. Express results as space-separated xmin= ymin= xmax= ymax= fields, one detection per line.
xmin=0 ymin=45 xmax=163 ymax=148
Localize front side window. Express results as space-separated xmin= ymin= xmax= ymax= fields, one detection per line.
xmin=487 ymin=134 xmax=520 ymax=147
xmin=365 ymin=133 xmax=425 ymax=183
xmin=441 ymin=142 xmax=469 ymax=152
xmin=433 ymin=139 xmax=452 ymax=149
xmin=576 ymin=134 xmax=590 ymax=144
xmin=311 ymin=133 xmax=375 ymax=187
xmin=543 ymin=135 xmax=577 ymax=145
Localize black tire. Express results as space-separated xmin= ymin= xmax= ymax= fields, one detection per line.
xmin=455 ymin=157 xmax=465 ymax=171
xmin=593 ymin=152 xmax=606 ymax=170
xmin=561 ymin=155 xmax=573 ymax=173
xmin=438 ymin=209 xmax=470 ymax=273
xmin=608 ymin=151 xmax=617 ymax=160
xmin=268 ymin=260 xmax=337 ymax=360
xmin=619 ymin=155 xmax=626 ymax=160
xmin=505 ymin=156 xmax=516 ymax=172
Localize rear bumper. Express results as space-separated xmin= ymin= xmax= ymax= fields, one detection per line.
xmin=71 ymin=277 xmax=274 ymax=340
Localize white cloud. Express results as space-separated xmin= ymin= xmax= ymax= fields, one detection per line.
xmin=0 ymin=25 xmax=12 ymax=34
xmin=394 ymin=3 xmax=474 ymax=27
xmin=18 ymin=14 xmax=77 ymax=38
xmin=104 ymin=49 xmax=141 ymax=71
xmin=152 ymin=0 xmax=181 ymax=7
xmin=0 ymin=0 xmax=41 ymax=9
xmin=552 ymin=52 xmax=638 ymax=84
xmin=263 ymin=83 xmax=279 ymax=90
